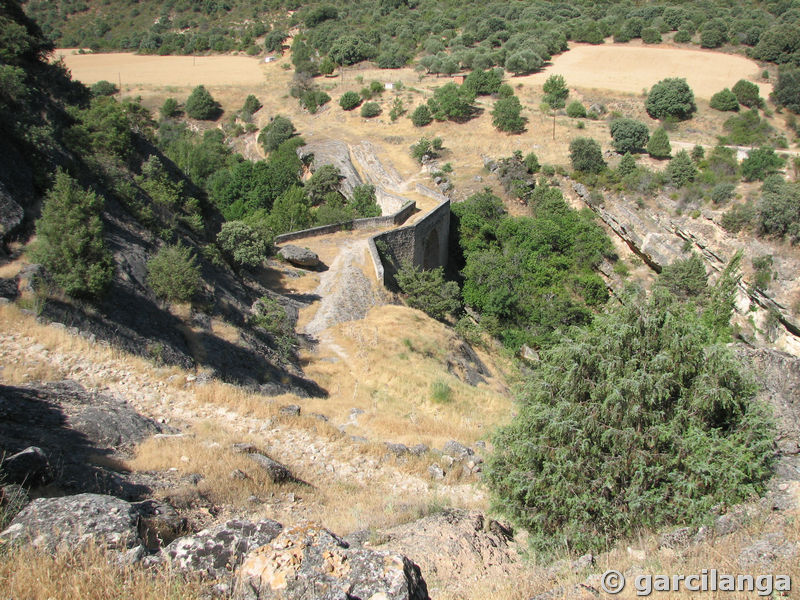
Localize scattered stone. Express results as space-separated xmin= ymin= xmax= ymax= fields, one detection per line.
xmin=135 ymin=499 xmax=187 ymax=551
xmin=427 ymin=464 xmax=445 ymax=480
xmin=279 ymin=404 xmax=301 ymax=417
xmin=0 ymin=446 xmax=51 ymax=487
xmin=231 ymin=469 xmax=248 ymax=480
xmin=232 ymin=443 xmax=258 ymax=454
xmin=162 ymin=519 xmax=283 ymax=580
xmin=658 ymin=527 xmax=693 ymax=549
xmin=0 ymin=493 xmax=142 ymax=552
xmin=278 ymin=245 xmax=320 ymax=269
xmin=409 ymin=444 xmax=428 ymax=456
xmin=17 ymin=264 xmax=44 ymax=293
xmin=738 ymin=533 xmax=798 ymax=567
xmin=521 ymin=344 xmax=539 ymax=363
xmin=0 ymin=276 xmax=18 ymax=300
xmin=248 ymin=453 xmax=293 ymax=484
xmin=234 ymin=523 xmax=429 ymax=600
xmin=312 ymin=412 xmax=329 ymax=422
xmin=572 ymin=554 xmax=595 ymax=571
xmin=386 ymin=442 xmax=410 ymax=456
xmin=442 ymin=441 xmax=473 ymax=459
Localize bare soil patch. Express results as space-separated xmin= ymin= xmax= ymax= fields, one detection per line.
xmin=523 ymin=42 xmax=770 ymax=99
xmin=55 ymin=49 xmax=266 ymax=86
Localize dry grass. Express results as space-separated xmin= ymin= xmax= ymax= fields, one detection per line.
xmin=0 ymin=542 xmax=204 ymax=600
xmin=293 ymin=304 xmax=513 ymax=448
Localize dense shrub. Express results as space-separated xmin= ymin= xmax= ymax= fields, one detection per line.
xmin=411 ymin=136 xmax=444 ymax=163
xmin=646 ymin=78 xmax=696 ymax=120
xmin=339 ymin=90 xmax=361 ymax=111
xmin=462 ymin=68 xmax=503 ymax=96
xmin=609 ymin=118 xmax=649 ymax=153
xmin=160 ymin=97 xmax=180 ymax=118
xmin=617 ymin=152 xmax=637 ymax=176
xmin=731 ymin=79 xmax=762 ymax=108
xmin=241 ymin=94 xmax=262 ymax=117
xmin=427 ymin=82 xmax=476 ymax=122
xmin=569 ymin=137 xmax=605 ymax=173
xmin=709 ymin=88 xmax=739 ymax=111
xmin=641 ymin=27 xmax=662 ymax=44
xmin=666 ymin=150 xmax=697 ymax=187
xmin=33 ymin=170 xmax=113 ymax=299
xmin=647 ymin=127 xmax=671 ymax=158
xmin=771 ymin=67 xmax=800 ymax=113
xmin=360 ymin=101 xmax=381 ymax=118
xmin=741 ymin=148 xmax=784 ymax=181
xmin=410 ymin=104 xmax=433 ymax=127
xmin=486 ymin=284 xmax=773 ymax=554
xmin=395 ymin=263 xmax=461 ymax=321
xmin=757 ymin=176 xmax=800 ymax=241
xmin=721 ymin=202 xmax=756 ymax=233
xmin=147 ymin=244 xmax=201 ymax=303
xmin=711 ymin=182 xmax=736 ymax=204
xmin=185 ymin=85 xmax=221 ymax=120
xmin=491 ymin=95 xmax=526 ymax=133
xmin=566 ymin=101 xmax=587 ymax=118
xmin=216 ymin=221 xmax=270 ymax=268
xmin=722 ymin=110 xmax=773 ymax=146
xmin=305 ymin=164 xmax=342 ymax=204
xmin=258 ymin=116 xmax=296 ymax=152
xmin=542 ymin=74 xmax=568 ymax=109
xmin=90 ymin=80 xmax=118 ymax=96
xmin=674 ymin=29 xmax=692 ymax=43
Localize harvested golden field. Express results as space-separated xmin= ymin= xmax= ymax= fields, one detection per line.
xmin=524 ymin=41 xmax=770 ymax=99
xmin=54 ymin=48 xmax=265 ymax=86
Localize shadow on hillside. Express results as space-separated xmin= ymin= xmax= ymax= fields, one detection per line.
xmin=0 ymin=383 xmax=152 ymax=500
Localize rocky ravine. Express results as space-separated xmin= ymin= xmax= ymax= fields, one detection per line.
xmin=570 ymin=181 xmax=800 ymax=356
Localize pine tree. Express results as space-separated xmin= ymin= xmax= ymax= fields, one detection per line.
xmin=647 ymin=127 xmax=671 ymax=159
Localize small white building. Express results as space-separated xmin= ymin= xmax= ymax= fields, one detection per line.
xmin=264 ymin=56 xmax=277 ymax=63
xmin=384 ymin=82 xmax=394 ymax=91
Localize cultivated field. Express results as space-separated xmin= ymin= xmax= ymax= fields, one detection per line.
xmin=54 ymin=48 xmax=265 ymax=86
xmin=526 ymin=41 xmax=770 ymax=99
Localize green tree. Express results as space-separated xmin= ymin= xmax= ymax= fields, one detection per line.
xmin=491 ymin=95 xmax=526 ymax=133
xmin=617 ymin=152 xmax=637 ymax=177
xmin=757 ymin=176 xmax=800 ymax=241
xmin=647 ymin=127 xmax=671 ymax=159
xmin=486 ymin=287 xmax=773 ymax=555
xmin=241 ymin=94 xmax=262 ymax=117
xmin=641 ymin=27 xmax=662 ymax=44
xmin=666 ymin=150 xmax=697 ymax=187
xmin=569 ymin=137 xmax=605 ymax=173
xmin=184 ymin=85 xmax=221 ymax=120
xmin=462 ymin=68 xmax=503 ymax=96
xmin=646 ymin=78 xmax=696 ymax=120
xmin=267 ymin=186 xmax=313 ymax=234
xmin=350 ymin=184 xmax=381 ymax=218
xmin=33 ymin=170 xmax=113 ymax=298
xmin=90 ymin=80 xmax=118 ymax=96
xmin=609 ymin=118 xmax=649 ymax=153
xmin=305 ymin=164 xmax=342 ymax=204
xmin=741 ymin=148 xmax=785 ymax=182
xmin=709 ymin=88 xmax=739 ymax=111
xmin=160 ymin=97 xmax=180 ymax=118
xmin=395 ymin=262 xmax=461 ymax=321
xmin=258 ymin=115 xmax=296 ymax=152
xmin=360 ymin=101 xmax=381 ymax=118
xmin=731 ymin=79 xmax=762 ymax=108
xmin=542 ymin=74 xmax=568 ymax=109
xmin=771 ymin=67 xmax=800 ymax=113
xmin=339 ymin=90 xmax=362 ymax=111
xmin=566 ymin=101 xmax=586 ymax=118
xmin=427 ymin=82 xmax=476 ymax=122
xmin=216 ymin=221 xmax=270 ymax=268
xmin=410 ymin=136 xmax=443 ymax=163
xmin=147 ymin=243 xmax=201 ymax=303
xmin=410 ymin=104 xmax=433 ymax=126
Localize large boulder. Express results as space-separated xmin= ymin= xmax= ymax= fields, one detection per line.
xmin=278 ymin=245 xmax=319 ymax=268
xmin=0 ymin=276 xmax=18 ymax=300
xmin=162 ymin=519 xmax=283 ymax=580
xmin=0 ymin=446 xmax=52 ymax=487
xmin=248 ymin=453 xmax=293 ymax=484
xmin=0 ymin=493 xmax=142 ymax=551
xmin=234 ymin=523 xmax=429 ymax=600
